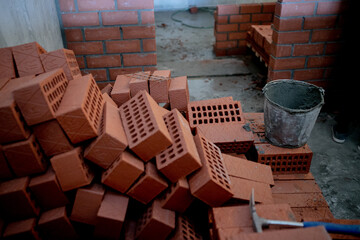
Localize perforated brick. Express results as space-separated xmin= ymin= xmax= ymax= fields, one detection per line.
xmin=149 ymin=70 xmax=171 ymax=103
xmin=38 ymin=206 xmax=78 ymax=240
xmin=188 ymin=130 xmax=233 ymax=207
xmin=13 ymin=68 xmax=69 ymax=126
xmin=255 ymin=143 xmax=313 ymax=174
xmin=135 ymin=199 xmax=175 ymax=240
xmin=156 ymin=109 xmax=201 ymax=182
xmin=111 ymin=74 xmax=131 ymax=107
xmin=94 ymin=191 xmax=129 ymax=239
xmin=3 ymin=134 xmax=47 ymax=177
xmin=70 ymin=183 xmax=105 ymax=225
xmin=119 ymin=90 xmax=172 ymax=161
xmin=2 ymin=218 xmax=40 ymax=240
xmin=0 ymin=47 xmax=16 ymax=79
xmin=50 ymin=147 xmax=94 ymax=191
xmin=12 ymin=42 xmax=46 ymax=77
xmin=169 ymin=76 xmax=189 ymax=112
xmin=0 ymin=75 xmax=34 ymax=144
xmin=170 ymin=215 xmax=202 ymax=240
xmin=102 ymin=150 xmax=144 ymax=193
xmin=40 ymin=48 xmax=81 ymax=81
xmin=32 ymin=119 xmax=73 ymax=157
xmin=0 ymin=177 xmax=39 ymax=220
xmin=56 ymin=74 xmax=104 ymax=144
xmin=29 ymin=167 xmax=69 ymax=210
xmin=129 ymin=71 xmax=150 ymax=96
xmin=160 ymin=178 xmax=194 ymax=213
xmin=126 ymin=162 xmax=168 ymax=204
xmin=0 ymin=145 xmax=13 ymax=179
xmin=84 ymin=102 xmax=128 ymax=169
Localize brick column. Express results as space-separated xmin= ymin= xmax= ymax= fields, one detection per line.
xmin=268 ymin=0 xmax=347 ymax=88
xmin=56 ymin=0 xmax=156 ymax=87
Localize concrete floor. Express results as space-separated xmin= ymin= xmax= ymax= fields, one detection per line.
xmin=155 ymin=10 xmax=360 ymax=219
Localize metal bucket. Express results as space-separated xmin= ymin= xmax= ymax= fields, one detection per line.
xmin=263 ymin=79 xmax=325 ymax=148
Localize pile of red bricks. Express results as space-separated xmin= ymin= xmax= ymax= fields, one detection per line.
xmin=246 ymin=25 xmax=273 ymax=66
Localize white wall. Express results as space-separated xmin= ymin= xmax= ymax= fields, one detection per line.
xmin=155 ymin=0 xmax=276 ymax=11
xmin=0 ymin=0 xmax=63 ymax=51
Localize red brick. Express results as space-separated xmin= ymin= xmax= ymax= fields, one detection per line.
xmin=12 ymin=42 xmax=46 ymax=77
xmin=267 ymin=69 xmax=292 ymax=81
xmin=65 ymin=29 xmax=83 ymax=42
xmin=293 ymin=43 xmax=324 ymax=56
xmin=123 ymin=26 xmax=155 ymax=39
xmin=307 ymin=55 xmax=336 ymax=68
xmin=275 ymin=2 xmax=316 ymax=17
xmin=215 ymin=33 xmax=227 ymax=41
xmin=272 ymin=30 xmax=310 ymax=44
xmin=56 ymin=74 xmax=104 ymax=144
xmin=2 ymin=218 xmax=40 ymax=240
xmin=311 ymin=29 xmax=342 ymax=42
xmin=156 ymin=109 xmax=202 ymax=182
xmin=230 ymin=176 xmax=274 ymax=203
xmin=109 ymin=67 xmax=142 ymax=81
xmin=103 ymin=92 xmax=117 ymax=107
xmin=252 ymin=13 xmax=273 ymax=22
xmin=62 ymin=12 xmax=99 ymax=27
xmin=38 ymin=206 xmax=78 ymax=240
xmin=84 ymin=27 xmax=120 ymax=41
xmin=3 ymin=134 xmax=47 ymax=177
xmin=67 ymin=41 xmax=103 ymax=55
xmin=70 ymin=184 xmax=105 ymax=225
xmin=59 ymin=0 xmax=76 ymax=12
xmin=304 ymin=16 xmax=337 ymax=30
xmin=188 ymin=130 xmax=233 ymax=207
xmin=119 ymin=90 xmax=172 ymax=161
xmin=126 ymin=162 xmax=168 ymax=204
xmin=101 ymin=83 xmax=113 ymax=95
xmin=0 ymin=146 xmax=13 ymax=179
xmin=123 ymin=53 xmax=157 ymax=67
xmin=239 ymin=22 xmax=253 ymax=31
xmin=117 ymin=0 xmax=154 ymax=10
xmin=216 ymin=24 xmax=238 ymax=32
xmin=262 ymin=2 xmax=276 ymax=13
xmin=141 ymin=11 xmax=155 ymax=24
xmin=135 ymin=200 xmax=175 ymax=239
xmin=29 ymin=167 xmax=69 ymax=210
xmin=82 ymin=69 xmax=108 ymax=81
xmin=269 ymin=56 xmax=306 ymax=70
xmin=272 ymin=180 xmax=322 ymax=194
xmin=149 ymin=70 xmax=170 ymax=103
xmin=143 ymin=38 xmax=156 ymax=52
xmin=216 ymin=15 xmax=228 ymax=24
xmin=84 ymin=102 xmax=128 ymax=169
xmin=102 ymin=150 xmax=144 ymax=193
xmin=106 ymin=40 xmax=141 ymax=53
xmin=77 ymin=0 xmax=115 ymax=11
xmin=111 ymin=74 xmax=131 ymax=106
xmin=50 ymin=147 xmax=94 ymax=191
xmin=40 ymin=48 xmax=81 ymax=81
xmin=0 ymin=177 xmax=39 ymax=220
xmin=94 ymin=191 xmax=129 ymax=239
xmin=128 ymin=71 xmax=150 ymax=95
xmin=271 ymin=44 xmax=292 ymax=57
xmin=169 ymin=76 xmax=189 ymax=112
xmin=0 ymin=48 xmax=16 ymax=79
xmin=240 ymin=3 xmax=261 ymax=13
xmin=229 ymin=14 xmax=250 ymax=23
xmin=273 ymin=16 xmax=303 ymax=31
xmin=317 ymin=1 xmax=345 ymax=15
xmin=172 ymin=215 xmax=202 ymax=240
xmin=76 ymin=56 xmax=85 ymax=68
xmin=86 ymin=55 xmax=121 ymax=68
xmin=217 ymin=5 xmax=239 ymax=15
xmin=101 ymin=11 xmax=138 ymax=25
xmin=160 ymin=178 xmax=194 ymax=213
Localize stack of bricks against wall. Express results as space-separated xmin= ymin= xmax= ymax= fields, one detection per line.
xmin=58 ymin=0 xmax=157 ymax=85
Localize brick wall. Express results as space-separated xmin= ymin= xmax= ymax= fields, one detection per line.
xmin=56 ymin=0 xmax=156 ymax=87
xmin=214 ymin=3 xmax=276 ymax=56
xmin=268 ymin=0 xmax=347 ymax=87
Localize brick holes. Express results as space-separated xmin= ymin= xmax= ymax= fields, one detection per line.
xmin=259 ymin=154 xmax=312 ymax=173
xmin=83 ymin=79 xmax=103 ymax=128
xmin=136 ymin=205 xmax=153 ymax=235
xmin=179 ymin=216 xmax=202 ymax=240
xmin=41 ymin=72 xmax=68 ymax=113
xmin=216 ymin=141 xmax=252 ymax=153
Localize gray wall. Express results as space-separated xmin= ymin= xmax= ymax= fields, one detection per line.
xmin=155 ymin=0 xmax=276 ymax=11
xmin=0 ymin=0 xmax=63 ymax=51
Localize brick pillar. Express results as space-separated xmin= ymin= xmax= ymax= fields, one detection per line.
xmin=57 ymin=0 xmax=156 ymax=87
xmin=268 ymin=0 xmax=347 ymax=88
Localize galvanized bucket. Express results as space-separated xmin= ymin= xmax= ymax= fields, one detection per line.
xmin=263 ymin=79 xmax=325 ymax=148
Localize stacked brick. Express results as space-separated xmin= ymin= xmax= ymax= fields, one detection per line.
xmin=246 ymin=24 xmax=273 ymax=66
xmin=214 ymin=3 xmax=275 ymax=56
xmin=57 ymin=0 xmax=157 ymax=85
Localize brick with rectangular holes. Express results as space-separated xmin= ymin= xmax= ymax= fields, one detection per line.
xmin=126 ymin=162 xmax=168 ymax=204
xmin=0 ymin=177 xmax=39 ymax=220
xmin=156 ymin=109 xmax=201 ymax=182
xmin=149 ymin=70 xmax=171 ymax=103
xmin=13 ymin=68 xmax=69 ymax=126
xmin=102 ymin=150 xmax=144 ymax=193
xmin=3 ymin=134 xmax=47 ymax=177
xmin=12 ymin=42 xmax=46 ymax=77
xmin=135 ymin=199 xmax=175 ymax=240
xmin=111 ymin=74 xmax=132 ymax=107
xmin=84 ymin=102 xmax=128 ymax=169
xmin=170 ymin=215 xmax=202 ymax=240
xmin=169 ymin=76 xmax=189 ymax=112
xmin=188 ymin=130 xmax=233 ymax=207
xmin=129 ymin=71 xmax=150 ymax=96
xmin=50 ymin=147 xmax=94 ymax=191
xmin=40 ymin=48 xmax=81 ymax=81
xmin=160 ymin=178 xmax=194 ymax=213
xmin=119 ymin=90 xmax=172 ymax=161
xmin=56 ymin=74 xmax=104 ymax=144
